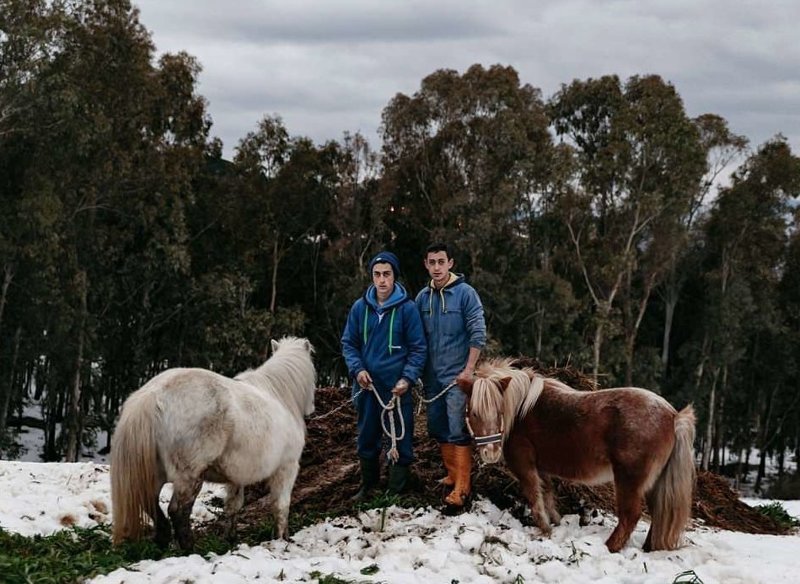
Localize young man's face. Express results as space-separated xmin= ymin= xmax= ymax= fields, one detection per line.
xmin=425 ymin=251 xmax=454 ymax=289
xmin=372 ymin=262 xmax=395 ymax=302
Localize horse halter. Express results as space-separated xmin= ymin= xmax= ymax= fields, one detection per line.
xmin=465 ymin=401 xmax=504 ymax=446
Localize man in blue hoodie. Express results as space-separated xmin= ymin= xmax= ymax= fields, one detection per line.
xmin=341 ymin=251 xmax=427 ymax=499
xmin=416 ymin=243 xmax=486 ymax=509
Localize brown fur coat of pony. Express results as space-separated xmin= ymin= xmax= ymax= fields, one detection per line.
xmin=463 ymin=360 xmax=696 ymax=553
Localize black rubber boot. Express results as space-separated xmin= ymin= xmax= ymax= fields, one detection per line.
xmin=387 ymin=464 xmax=411 ymax=495
xmin=351 ymin=457 xmax=380 ymax=501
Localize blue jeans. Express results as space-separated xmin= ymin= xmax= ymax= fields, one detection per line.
xmin=353 ymin=385 xmax=414 ymax=465
xmin=426 ymin=384 xmax=470 ymax=445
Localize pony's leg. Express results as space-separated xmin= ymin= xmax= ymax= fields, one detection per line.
xmin=515 ymin=467 xmax=551 ymax=535
xmin=146 ymin=470 xmax=170 ymax=548
xmin=643 ymin=491 xmax=656 ymax=552
xmin=505 ymin=437 xmax=550 ymax=534
xmin=605 ymin=479 xmax=644 ymax=553
xmin=168 ymin=477 xmax=202 ymax=551
xmin=223 ymin=483 xmax=244 ymax=541
xmin=541 ymin=476 xmax=562 ymax=526
xmin=269 ymin=461 xmax=299 ymax=539
xmin=145 ymin=488 xmax=171 ymax=548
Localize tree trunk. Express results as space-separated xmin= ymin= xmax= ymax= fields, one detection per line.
xmin=0 ymin=326 xmax=22 ymax=438
xmin=43 ymin=368 xmax=61 ymax=461
xmin=701 ymin=366 xmax=720 ymax=471
xmin=734 ymin=447 xmax=745 ymax=490
xmin=623 ymin=336 xmax=634 ymax=388
xmin=754 ymin=384 xmax=776 ymax=493
xmin=711 ymin=390 xmax=725 ymax=472
xmin=534 ymin=305 xmax=543 ymax=360
xmin=270 ymin=236 xmax=279 ymax=313
xmin=65 ymin=270 xmax=88 ymax=462
xmin=661 ymin=293 xmax=676 ymax=370
xmin=0 ymin=263 xmax=13 ymax=334
xmin=756 ymin=449 xmax=768 ymax=494
xmin=592 ymin=316 xmax=605 ymax=384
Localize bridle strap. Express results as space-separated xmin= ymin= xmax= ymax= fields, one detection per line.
xmin=474 ymin=432 xmax=504 ymax=446
xmin=465 ymin=407 xmax=504 ymax=446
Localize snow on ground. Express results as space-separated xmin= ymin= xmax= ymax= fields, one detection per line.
xmin=0 ymin=462 xmax=225 ymax=537
xmin=9 ymin=401 xmax=110 ymax=464
xmin=1 ymin=461 xmax=800 ymax=584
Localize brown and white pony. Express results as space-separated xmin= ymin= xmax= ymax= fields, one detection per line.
xmin=461 ymin=359 xmax=696 ymax=553
xmin=111 ymin=336 xmax=316 ymax=550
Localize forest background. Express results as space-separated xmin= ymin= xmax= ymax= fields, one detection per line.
xmin=1 ymin=1 xmax=799 ymax=496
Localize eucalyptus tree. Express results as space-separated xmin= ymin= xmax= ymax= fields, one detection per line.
xmin=777 ymin=223 xmax=800 ymax=474
xmin=696 ymin=138 xmax=800 ymax=471
xmin=0 ymin=0 xmax=210 ymax=459
xmin=549 ymin=75 xmax=706 ymax=385
xmin=657 ymin=114 xmax=747 ymax=380
xmin=313 ymin=132 xmax=390 ymax=377
xmin=380 ymin=64 xmax=567 ymax=353
xmin=0 ymin=0 xmax=67 ymax=442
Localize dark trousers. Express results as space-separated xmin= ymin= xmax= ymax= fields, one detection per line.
xmin=353 ymin=385 xmax=414 ymax=465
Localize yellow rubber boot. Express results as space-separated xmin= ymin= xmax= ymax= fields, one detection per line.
xmin=444 ymin=445 xmax=473 ymax=507
xmin=439 ymin=443 xmax=456 ymax=487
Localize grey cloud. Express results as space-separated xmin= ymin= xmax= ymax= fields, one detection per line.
xmin=135 ymin=0 xmax=800 ymax=157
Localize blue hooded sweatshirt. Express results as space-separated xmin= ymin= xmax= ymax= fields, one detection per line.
xmin=415 ymin=273 xmax=486 ymax=393
xmin=341 ymin=282 xmax=427 ymax=398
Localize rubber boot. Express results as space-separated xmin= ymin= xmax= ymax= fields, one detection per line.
xmin=387 ymin=464 xmax=411 ymax=495
xmin=351 ymin=457 xmax=380 ymax=502
xmin=439 ymin=443 xmax=456 ymax=487
xmin=444 ymin=445 xmax=473 ymax=507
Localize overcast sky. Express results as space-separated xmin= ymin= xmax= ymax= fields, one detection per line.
xmin=133 ymin=0 xmax=800 ymax=159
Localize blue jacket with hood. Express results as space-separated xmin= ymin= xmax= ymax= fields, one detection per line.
xmin=341 ymin=282 xmax=427 ymax=397
xmin=415 ymin=273 xmax=486 ymax=392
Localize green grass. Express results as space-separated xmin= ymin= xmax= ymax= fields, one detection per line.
xmin=0 ymin=522 xmax=271 ymax=583
xmin=0 ymin=481 xmax=437 ymax=583
xmin=308 ymin=572 xmax=364 ymax=584
xmin=0 ymin=491 xmax=425 ymax=583
xmin=754 ymin=501 xmax=800 ymax=530
xmin=0 ymin=525 xmax=165 ymax=584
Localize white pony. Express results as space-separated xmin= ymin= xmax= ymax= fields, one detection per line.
xmin=111 ymin=336 xmax=316 ymax=550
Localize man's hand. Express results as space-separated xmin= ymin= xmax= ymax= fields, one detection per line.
xmin=357 ymin=370 xmax=373 ymax=389
xmin=455 ymin=367 xmax=475 ymax=386
xmin=392 ymin=378 xmax=410 ymax=396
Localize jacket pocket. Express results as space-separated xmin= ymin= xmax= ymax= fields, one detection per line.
xmin=440 ymin=308 xmax=463 ymax=337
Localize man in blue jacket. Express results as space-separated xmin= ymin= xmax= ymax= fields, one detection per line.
xmin=341 ymin=251 xmax=427 ymax=499
xmin=416 ymin=243 xmax=486 ymax=509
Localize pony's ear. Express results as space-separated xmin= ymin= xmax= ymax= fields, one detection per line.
xmin=457 ymin=377 xmax=474 ymax=396
xmin=270 ymin=339 xmax=279 ymax=353
xmin=303 ymin=338 xmax=312 ymax=352
xmin=498 ymin=377 xmax=513 ymax=393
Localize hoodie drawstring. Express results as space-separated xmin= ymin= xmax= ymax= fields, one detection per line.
xmin=428 ymin=284 xmax=448 ymax=315
xmin=363 ymin=304 xmax=397 ymax=354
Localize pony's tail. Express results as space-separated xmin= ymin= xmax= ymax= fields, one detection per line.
xmin=647 ymin=405 xmax=696 ymax=550
xmin=111 ymin=389 xmax=161 ymax=545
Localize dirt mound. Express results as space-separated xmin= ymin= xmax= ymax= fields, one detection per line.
xmin=693 ymin=471 xmax=785 ymax=533
xmin=215 ymin=382 xmax=787 ymax=538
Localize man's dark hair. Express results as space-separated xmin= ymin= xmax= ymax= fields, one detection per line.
xmin=425 ymin=242 xmax=452 ymax=259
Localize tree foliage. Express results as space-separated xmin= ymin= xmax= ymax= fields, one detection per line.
xmin=1 ymin=5 xmax=798 ymax=480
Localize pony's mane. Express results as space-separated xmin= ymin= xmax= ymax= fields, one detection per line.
xmin=235 ymin=336 xmax=316 ymax=421
xmin=474 ymin=358 xmax=548 ymax=438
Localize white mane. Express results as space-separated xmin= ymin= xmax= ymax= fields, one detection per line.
xmin=235 ymin=336 xmax=316 ymax=419
xmin=474 ymin=358 xmax=545 ymax=439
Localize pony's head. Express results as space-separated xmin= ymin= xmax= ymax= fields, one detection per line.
xmin=269 ymin=336 xmax=316 ymax=417
xmin=458 ymin=375 xmax=510 ymax=464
